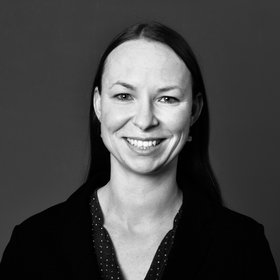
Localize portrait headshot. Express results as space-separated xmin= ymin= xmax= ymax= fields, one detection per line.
xmin=0 ymin=0 xmax=279 ymax=279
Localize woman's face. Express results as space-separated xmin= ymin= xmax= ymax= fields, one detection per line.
xmin=94 ymin=39 xmax=196 ymax=175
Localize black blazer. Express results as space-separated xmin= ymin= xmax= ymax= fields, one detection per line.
xmin=0 ymin=181 xmax=278 ymax=279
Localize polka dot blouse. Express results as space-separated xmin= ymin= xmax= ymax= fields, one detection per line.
xmin=89 ymin=190 xmax=182 ymax=280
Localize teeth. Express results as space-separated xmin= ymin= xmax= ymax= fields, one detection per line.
xmin=126 ymin=138 xmax=160 ymax=149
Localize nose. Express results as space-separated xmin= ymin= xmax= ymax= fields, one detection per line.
xmin=132 ymin=99 xmax=159 ymax=130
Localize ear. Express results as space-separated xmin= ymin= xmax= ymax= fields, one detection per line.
xmin=190 ymin=93 xmax=203 ymax=126
xmin=93 ymin=87 xmax=102 ymax=121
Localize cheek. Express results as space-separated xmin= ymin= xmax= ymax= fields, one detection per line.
xmin=100 ymin=102 xmax=130 ymax=134
xmin=164 ymin=106 xmax=192 ymax=135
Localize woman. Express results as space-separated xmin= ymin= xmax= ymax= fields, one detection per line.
xmin=0 ymin=22 xmax=278 ymax=280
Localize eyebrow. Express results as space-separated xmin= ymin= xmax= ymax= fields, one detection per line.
xmin=110 ymin=81 xmax=182 ymax=92
xmin=158 ymin=86 xmax=182 ymax=93
xmin=110 ymin=81 xmax=136 ymax=90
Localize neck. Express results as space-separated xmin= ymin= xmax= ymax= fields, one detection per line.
xmin=98 ymin=157 xmax=182 ymax=230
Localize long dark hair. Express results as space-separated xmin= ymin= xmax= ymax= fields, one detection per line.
xmin=85 ymin=22 xmax=223 ymax=205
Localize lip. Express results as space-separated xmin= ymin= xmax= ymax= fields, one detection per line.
xmin=125 ymin=137 xmax=165 ymax=141
xmin=124 ymin=137 xmax=166 ymax=154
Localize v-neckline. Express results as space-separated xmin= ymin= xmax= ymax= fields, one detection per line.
xmin=89 ymin=189 xmax=183 ymax=280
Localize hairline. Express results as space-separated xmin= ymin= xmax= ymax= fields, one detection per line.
xmin=99 ymin=35 xmax=194 ymax=94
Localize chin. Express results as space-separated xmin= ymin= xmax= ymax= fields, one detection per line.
xmin=123 ymin=157 xmax=175 ymax=176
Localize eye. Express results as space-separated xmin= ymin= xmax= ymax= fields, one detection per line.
xmin=114 ymin=93 xmax=133 ymax=101
xmin=158 ymin=96 xmax=179 ymax=104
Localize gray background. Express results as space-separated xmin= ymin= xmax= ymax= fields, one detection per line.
xmin=0 ymin=0 xmax=279 ymax=272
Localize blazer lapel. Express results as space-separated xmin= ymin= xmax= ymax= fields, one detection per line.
xmin=162 ymin=187 xmax=217 ymax=279
xmin=59 ymin=182 xmax=101 ymax=279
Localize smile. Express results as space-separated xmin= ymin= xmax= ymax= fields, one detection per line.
xmin=125 ymin=137 xmax=162 ymax=150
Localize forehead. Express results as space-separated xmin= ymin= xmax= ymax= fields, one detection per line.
xmin=102 ymin=39 xmax=191 ymax=88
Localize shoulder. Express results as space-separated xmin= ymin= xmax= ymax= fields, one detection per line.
xmin=0 ymin=182 xmax=95 ymax=278
xmin=200 ymin=201 xmax=267 ymax=247
xmin=0 ymin=201 xmax=68 ymax=278
xmin=182 ymin=187 xmax=264 ymax=238
xmin=183 ymin=195 xmax=278 ymax=278
xmin=1 ymin=199 xmax=70 ymax=264
xmin=12 ymin=201 xmax=68 ymax=241
xmin=213 ymin=205 xmax=264 ymax=232
xmin=208 ymin=206 xmax=278 ymax=278
xmin=1 ymin=181 xmax=93 ymax=253
xmin=11 ymin=181 xmax=93 ymax=236
xmin=179 ymin=189 xmax=270 ymax=254
xmin=204 ymin=203 xmax=274 ymax=260
xmin=181 ymin=188 xmax=268 ymax=248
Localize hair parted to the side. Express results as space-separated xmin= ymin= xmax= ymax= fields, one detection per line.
xmin=86 ymin=21 xmax=223 ymax=205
